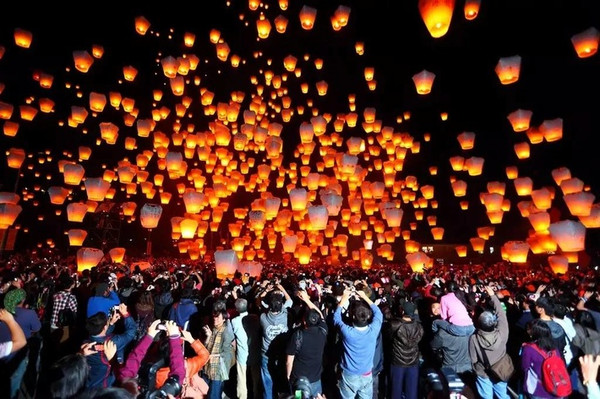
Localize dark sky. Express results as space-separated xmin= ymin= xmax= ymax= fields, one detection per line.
xmin=0 ymin=1 xmax=599 ymax=262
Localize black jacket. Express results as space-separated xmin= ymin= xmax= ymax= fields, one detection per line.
xmin=387 ymin=317 xmax=424 ymax=367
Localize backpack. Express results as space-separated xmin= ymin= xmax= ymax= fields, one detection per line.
xmin=530 ymin=344 xmax=572 ymax=397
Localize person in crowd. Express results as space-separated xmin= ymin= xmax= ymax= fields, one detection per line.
xmin=433 ymin=280 xmax=475 ymax=336
xmin=520 ymin=319 xmax=564 ymax=398
xmin=334 ymin=286 xmax=383 ymax=399
xmin=231 ymin=295 xmax=262 ymax=399
xmin=84 ymin=303 xmax=137 ymax=388
xmin=49 ymin=274 xmax=78 ymax=360
xmin=0 ymin=309 xmax=26 ymax=359
xmin=153 ymin=275 xmax=174 ymax=320
xmin=260 ymin=281 xmax=293 ymax=399
xmin=286 ymin=290 xmax=327 ymax=397
xmin=48 ymin=353 xmax=91 ymax=399
xmin=132 ymin=290 xmax=156 ymax=342
xmin=202 ymin=304 xmax=235 ymax=399
xmin=387 ymin=300 xmax=424 ymax=399
xmin=168 ymin=287 xmax=198 ymax=330
xmin=535 ymin=296 xmax=568 ymax=359
xmin=469 ymin=286 xmax=510 ymax=399
xmin=579 ymin=354 xmax=600 ymax=399
xmin=87 ymin=281 xmax=121 ymax=318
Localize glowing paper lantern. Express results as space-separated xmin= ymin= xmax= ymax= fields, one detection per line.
xmin=7 ymin=148 xmax=26 ymax=169
xmin=382 ymin=208 xmax=404 ymax=228
xmin=48 ymin=186 xmax=69 ymax=205
xmin=67 ymin=202 xmax=88 ymax=222
xmin=470 ymin=237 xmax=485 ymax=253
xmin=540 ymin=118 xmax=563 ymax=142
xmin=73 ymin=50 xmax=94 ymax=73
xmin=455 ymin=245 xmax=467 ymax=257
xmin=571 ymin=27 xmax=600 ymax=58
xmin=76 ymin=247 xmax=104 ymax=272
xmin=579 ymin=203 xmax=600 ymax=228
xmin=180 ymin=219 xmax=199 ymax=239
xmin=560 ymin=177 xmax=584 ymax=195
xmin=109 ymin=247 xmax=126 ymax=263
xmin=0 ymin=193 xmax=19 ymax=205
xmin=0 ymin=204 xmax=22 ymax=228
xmin=63 ymin=163 xmax=85 ymax=185
xmin=84 ymin=177 xmax=111 ymax=201
xmin=412 ymin=70 xmax=436 ymax=95
xmin=495 ymin=55 xmax=521 ymax=85
xmin=507 ymin=109 xmax=533 ymax=132
xmin=503 ymin=241 xmax=529 ymax=263
xmin=289 ymin=188 xmax=308 ymax=211
xmin=528 ymin=211 xmax=550 ymax=232
xmin=308 ymin=205 xmax=328 ymax=231
xmin=457 ymin=131 xmax=475 ymax=150
xmin=564 ymin=192 xmax=595 ymax=216
xmin=67 ymin=229 xmax=88 ymax=246
xmin=406 ymin=251 xmax=431 ymax=273
xmin=135 ymin=16 xmax=151 ymax=35
xmin=140 ymin=203 xmax=163 ymax=229
xmin=282 ymin=234 xmax=299 ymax=253
xmin=418 ymin=0 xmax=455 ymax=38
xmin=256 ymin=14 xmax=272 ymax=39
xmin=299 ymin=5 xmax=317 ymax=30
xmin=552 ymin=167 xmax=572 ymax=186
xmin=14 ymin=28 xmax=33 ymax=48
xmin=514 ymin=177 xmax=533 ymax=196
xmin=548 ymin=255 xmax=569 ymax=275
xmin=215 ymin=249 xmax=239 ymax=279
xmin=549 ymin=220 xmax=586 ymax=252
xmin=464 ymin=0 xmax=481 ymax=20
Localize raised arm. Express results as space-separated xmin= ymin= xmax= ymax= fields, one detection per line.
xmin=0 ymin=309 xmax=26 ymax=356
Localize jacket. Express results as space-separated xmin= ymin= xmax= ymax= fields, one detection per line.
xmin=168 ymin=298 xmax=198 ymax=329
xmin=469 ymin=295 xmax=509 ymax=378
xmin=156 ymin=339 xmax=209 ymax=387
xmin=388 ymin=317 xmax=424 ymax=367
xmin=85 ymin=314 xmax=137 ymax=388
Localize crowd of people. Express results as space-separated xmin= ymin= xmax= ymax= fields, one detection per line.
xmin=1 ymin=251 xmax=600 ymax=399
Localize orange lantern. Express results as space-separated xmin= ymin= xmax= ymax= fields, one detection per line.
xmin=134 ymin=16 xmax=151 ymax=35
xmin=507 ymin=109 xmax=533 ymax=132
xmin=67 ymin=229 xmax=88 ymax=246
xmin=66 ymin=202 xmax=88 ymax=222
xmin=412 ymin=70 xmax=436 ymax=95
xmin=7 ymin=148 xmax=26 ymax=169
xmin=548 ymin=255 xmax=569 ymax=275
xmin=464 ymin=0 xmax=481 ymax=20
xmin=549 ymin=220 xmax=586 ymax=252
xmin=564 ymin=192 xmax=595 ymax=216
xmin=84 ymin=177 xmax=110 ymax=201
xmin=140 ymin=203 xmax=163 ymax=229
xmin=14 ymin=28 xmax=33 ymax=48
xmin=76 ymin=247 xmax=104 ymax=272
xmin=495 ymin=55 xmax=521 ymax=85
xmin=109 ymin=247 xmax=126 ymax=263
xmin=73 ymin=50 xmax=94 ymax=73
xmin=457 ymin=131 xmax=475 ymax=150
xmin=418 ymin=0 xmax=455 ymax=38
xmin=0 ymin=204 xmax=22 ymax=228
xmin=299 ymin=5 xmax=317 ymax=30
xmin=571 ymin=27 xmax=599 ymax=58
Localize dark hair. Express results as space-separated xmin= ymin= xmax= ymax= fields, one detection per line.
xmin=137 ymin=291 xmax=154 ymax=308
xmin=49 ymin=353 xmax=89 ymax=398
xmin=180 ymin=287 xmax=193 ymax=299
xmin=352 ymin=301 xmax=372 ymax=327
xmin=305 ymin=308 xmax=321 ymax=327
xmin=86 ymin=311 xmax=109 ymax=336
xmin=535 ymin=297 xmax=555 ymax=317
xmin=527 ymin=319 xmax=555 ymax=352
xmin=553 ymin=303 xmax=568 ymax=319
xmin=57 ymin=275 xmax=74 ymax=292
xmin=576 ymin=310 xmax=597 ymax=330
xmin=269 ymin=295 xmax=283 ymax=313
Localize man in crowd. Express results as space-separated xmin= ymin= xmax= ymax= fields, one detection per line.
xmin=232 ymin=296 xmax=262 ymax=399
xmin=87 ymin=281 xmax=121 ymax=318
xmin=333 ymin=286 xmax=383 ymax=399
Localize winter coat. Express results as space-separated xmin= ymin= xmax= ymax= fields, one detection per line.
xmin=388 ymin=317 xmax=424 ymax=367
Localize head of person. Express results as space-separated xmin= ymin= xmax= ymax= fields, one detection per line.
xmin=86 ymin=311 xmax=109 ymax=336
xmin=527 ymin=318 xmax=555 ymax=351
xmin=269 ymin=293 xmax=284 ymax=314
xmin=49 ymin=353 xmax=89 ymax=399
xmin=180 ymin=287 xmax=193 ymax=300
xmin=304 ymin=308 xmax=321 ymax=328
xmin=477 ymin=311 xmax=498 ymax=332
xmin=401 ymin=301 xmax=417 ymax=320
xmin=535 ymin=296 xmax=554 ymax=317
xmin=431 ymin=302 xmax=441 ymax=317
xmin=94 ymin=282 xmax=110 ymax=298
xmin=576 ymin=310 xmax=596 ymax=330
xmin=212 ymin=307 xmax=228 ymax=328
xmin=351 ymin=301 xmax=372 ymax=327
xmin=445 ymin=280 xmax=460 ymax=294
xmin=4 ymin=288 xmax=26 ymax=314
xmin=57 ymin=275 xmax=75 ymax=292
xmin=136 ymin=291 xmax=154 ymax=308
xmin=235 ymin=298 xmax=248 ymax=314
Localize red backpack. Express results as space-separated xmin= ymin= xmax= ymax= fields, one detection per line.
xmin=530 ymin=344 xmax=572 ymax=397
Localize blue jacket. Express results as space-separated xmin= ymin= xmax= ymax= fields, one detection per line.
xmin=85 ymin=314 xmax=137 ymax=389
xmin=334 ymin=303 xmax=383 ymax=375
xmin=87 ymin=291 xmax=121 ymax=318
xmin=168 ymin=298 xmax=198 ymax=329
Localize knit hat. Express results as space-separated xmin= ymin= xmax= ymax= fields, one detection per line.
xmin=4 ymin=288 xmax=26 ymax=314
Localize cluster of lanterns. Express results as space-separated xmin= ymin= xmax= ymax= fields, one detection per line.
xmin=1 ymin=1 xmax=599 ymax=276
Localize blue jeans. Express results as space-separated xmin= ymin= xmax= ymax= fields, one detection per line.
xmin=207 ymin=379 xmax=224 ymax=399
xmin=432 ymin=319 xmax=475 ymax=336
xmin=475 ymin=375 xmax=509 ymax=399
xmin=10 ymin=356 xmax=28 ymax=399
xmin=261 ymin=355 xmax=273 ymax=399
xmin=339 ymin=370 xmax=373 ymax=399
xmin=390 ymin=364 xmax=419 ymax=399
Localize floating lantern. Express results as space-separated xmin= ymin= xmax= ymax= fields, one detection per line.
xmin=14 ymin=28 xmax=33 ymax=48
xmin=135 ymin=16 xmax=151 ymax=35
xmin=507 ymin=109 xmax=533 ymax=132
xmin=455 ymin=245 xmax=468 ymax=257
xmin=67 ymin=229 xmax=88 ymax=246
xmin=571 ymin=27 xmax=599 ymax=58
xmin=540 ymin=118 xmax=563 ymax=142
xmin=412 ymin=70 xmax=436 ymax=95
xmin=77 ymin=247 xmax=104 ymax=272
xmin=140 ymin=203 xmax=163 ymax=229
xmin=66 ymin=202 xmax=88 ymax=222
xmin=73 ymin=50 xmax=94 ymax=73
xmin=564 ymin=192 xmax=595 ymax=216
xmin=579 ymin=203 xmax=600 ymax=228
xmin=215 ymin=249 xmax=239 ymax=279
xmin=457 ymin=131 xmax=475 ymax=150
xmin=180 ymin=218 xmax=198 ymax=239
xmin=63 ymin=163 xmax=85 ymax=185
xmin=299 ymin=5 xmax=317 ymax=30
xmin=549 ymin=220 xmax=586 ymax=252
xmin=464 ymin=0 xmax=481 ymax=20
xmin=7 ymin=148 xmax=26 ymax=169
xmin=84 ymin=177 xmax=110 ymax=201
xmin=418 ymin=0 xmax=455 ymax=38
xmin=48 ymin=186 xmax=69 ymax=205
xmin=514 ymin=177 xmax=533 ymax=196
xmin=495 ymin=55 xmax=521 ymax=85
xmin=548 ymin=255 xmax=569 ymax=274
xmin=530 ymin=188 xmax=552 ymax=210
xmin=109 ymin=247 xmax=126 ymax=263
xmin=503 ymin=241 xmax=529 ymax=263
xmin=0 ymin=204 xmax=22 ymax=228
xmin=406 ymin=251 xmax=431 ymax=273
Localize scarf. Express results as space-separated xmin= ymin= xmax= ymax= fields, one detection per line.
xmin=205 ymin=324 xmax=225 ymax=380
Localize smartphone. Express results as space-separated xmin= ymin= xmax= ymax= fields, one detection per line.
xmin=157 ymin=323 xmax=167 ymax=331
xmin=94 ymin=344 xmax=104 ymax=351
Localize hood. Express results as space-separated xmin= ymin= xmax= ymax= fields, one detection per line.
xmin=476 ymin=329 xmax=502 ymax=350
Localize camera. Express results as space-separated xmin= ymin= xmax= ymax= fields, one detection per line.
xmin=292 ymin=376 xmax=313 ymax=399
xmin=108 ymin=305 xmax=119 ymax=319
xmin=148 ymin=375 xmax=182 ymax=399
xmin=424 ymin=367 xmax=465 ymax=397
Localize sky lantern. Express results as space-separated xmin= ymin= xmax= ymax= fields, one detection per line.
xmin=0 ymin=193 xmax=19 ymax=205
xmin=514 ymin=142 xmax=530 ymax=159
xmin=161 ymin=56 xmax=179 ymax=78
xmin=431 ymin=227 xmax=444 ymax=240
xmin=274 ymin=15 xmax=288 ymax=33
xmin=290 ymin=188 xmax=308 ymax=211
xmin=503 ymin=241 xmax=529 ymax=263
xmin=63 ymin=163 xmax=85 ymax=185
xmin=564 ymin=192 xmax=595 ymax=216
xmin=571 ymin=27 xmax=599 ymax=58
xmin=19 ymin=105 xmax=37 ymax=121
xmin=121 ymin=202 xmax=137 ymax=216
xmin=579 ymin=203 xmax=600 ymax=228
xmin=73 ymin=50 xmax=94 ymax=73
xmin=418 ymin=0 xmax=455 ymax=38
xmin=123 ymin=65 xmax=138 ymax=81
xmin=89 ymin=92 xmax=107 ymax=113
xmin=552 ymin=167 xmax=571 ymax=187
xmin=76 ymin=247 xmax=104 ymax=272
xmin=540 ymin=118 xmax=563 ymax=142
xmin=134 ymin=16 xmax=151 ymax=35
xmin=180 ymin=218 xmax=198 ymax=239
xmin=108 ymin=247 xmax=126 ymax=263
xmin=548 ymin=255 xmax=569 ymax=275
xmin=549 ymin=219 xmax=586 ymax=252
xmin=256 ymin=14 xmax=272 ymax=39
xmin=67 ymin=229 xmax=87 ymax=246
xmin=465 ymin=156 xmax=484 ymax=176
xmin=406 ymin=251 xmax=430 ymax=273
xmin=85 ymin=177 xmax=110 ymax=201
xmin=308 ymin=205 xmax=328 ymax=230
xmin=215 ymin=249 xmax=239 ymax=279
xmin=299 ymin=5 xmax=317 ymax=30
xmin=560 ymin=177 xmax=584 ymax=195
xmin=457 ymin=131 xmax=475 ymax=150
xmin=495 ymin=55 xmax=522 ymax=85
xmin=464 ymin=0 xmax=481 ymax=20
xmin=452 ymin=180 xmax=467 ymax=197
xmin=100 ymin=122 xmax=119 ymax=143
xmin=0 ymin=204 xmax=22 ymax=228
xmin=140 ymin=203 xmax=162 ymax=230
xmin=449 ymin=156 xmax=465 ymax=171
xmin=14 ymin=28 xmax=33 ymax=48
xmin=334 ymin=5 xmax=351 ymax=27
xmin=481 ymin=193 xmax=504 ymax=212
xmin=528 ymin=211 xmax=550 ymax=232
xmin=507 ymin=109 xmax=533 ymax=132
xmin=455 ymin=245 xmax=468 ymax=257
xmin=530 ymin=187 xmax=552 ymax=210
xmin=470 ymin=237 xmax=485 ymax=253
xmin=514 ymin=176 xmax=533 ymax=196
xmin=216 ymin=41 xmax=231 ymax=62
xmin=0 ymin=102 xmax=14 ymax=120
xmin=66 ymin=202 xmax=88 ymax=222
xmin=38 ymin=98 xmax=55 ymax=113
xmin=48 ymin=186 xmax=69 ymax=205
xmin=412 ymin=70 xmax=436 ymax=94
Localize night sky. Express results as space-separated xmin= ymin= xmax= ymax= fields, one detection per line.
xmin=0 ymin=1 xmax=599 ymax=265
